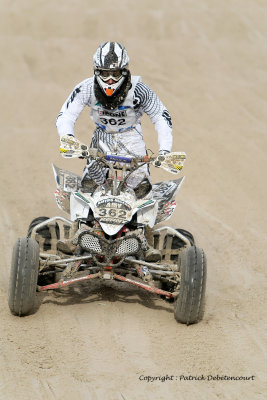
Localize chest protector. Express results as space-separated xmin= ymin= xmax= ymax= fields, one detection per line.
xmin=89 ymin=76 xmax=141 ymax=133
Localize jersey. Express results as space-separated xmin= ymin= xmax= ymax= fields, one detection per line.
xmin=56 ymin=76 xmax=173 ymax=152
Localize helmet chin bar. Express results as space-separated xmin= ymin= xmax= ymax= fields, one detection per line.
xmin=96 ymin=75 xmax=125 ymax=97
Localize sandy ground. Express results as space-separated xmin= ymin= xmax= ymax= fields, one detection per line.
xmin=0 ymin=1 xmax=266 ymax=399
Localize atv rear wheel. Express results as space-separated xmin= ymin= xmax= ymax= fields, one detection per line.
xmin=174 ymin=246 xmax=207 ymax=325
xmin=8 ymin=237 xmax=40 ymax=316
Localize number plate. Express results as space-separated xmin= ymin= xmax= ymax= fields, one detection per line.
xmin=95 ymin=199 xmax=132 ymax=225
xmin=63 ymin=174 xmax=79 ymax=192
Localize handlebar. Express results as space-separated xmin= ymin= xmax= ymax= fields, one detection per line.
xmin=79 ymin=148 xmax=156 ymax=164
xmin=60 ymin=136 xmax=156 ymax=164
xmin=59 ymin=136 xmax=186 ymax=175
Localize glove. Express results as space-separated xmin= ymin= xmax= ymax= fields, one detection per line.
xmin=154 ymin=150 xmax=170 ymax=167
xmin=59 ymin=135 xmax=88 ymax=158
xmin=59 ymin=134 xmax=75 ymax=153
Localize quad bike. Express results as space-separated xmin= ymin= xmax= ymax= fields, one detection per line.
xmin=8 ymin=136 xmax=207 ymax=324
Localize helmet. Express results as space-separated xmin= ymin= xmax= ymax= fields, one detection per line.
xmin=93 ymin=42 xmax=132 ymax=109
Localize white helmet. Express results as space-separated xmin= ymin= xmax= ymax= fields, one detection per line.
xmin=93 ymin=42 xmax=131 ymax=104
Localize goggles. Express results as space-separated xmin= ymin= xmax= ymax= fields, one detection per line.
xmin=95 ymin=68 xmax=128 ymax=82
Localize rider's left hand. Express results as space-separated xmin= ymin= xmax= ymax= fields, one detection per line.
xmin=154 ymin=150 xmax=170 ymax=167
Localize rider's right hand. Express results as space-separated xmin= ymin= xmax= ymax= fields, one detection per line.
xmin=59 ymin=134 xmax=82 ymax=156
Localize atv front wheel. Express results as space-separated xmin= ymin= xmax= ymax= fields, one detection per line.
xmin=174 ymin=246 xmax=207 ymax=325
xmin=174 ymin=228 xmax=195 ymax=247
xmin=27 ymin=216 xmax=59 ymax=251
xmin=8 ymin=238 xmax=40 ymax=316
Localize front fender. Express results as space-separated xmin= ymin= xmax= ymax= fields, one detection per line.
xmin=70 ymin=192 xmax=91 ymax=221
xmin=136 ymin=203 xmax=158 ymax=227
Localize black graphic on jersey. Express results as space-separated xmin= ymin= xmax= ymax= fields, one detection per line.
xmin=133 ymin=92 xmax=141 ymax=109
xmin=67 ymin=86 xmax=82 ymax=108
xmin=56 ymin=112 xmax=63 ymax=121
xmin=162 ymin=109 xmax=172 ymax=128
xmin=134 ymin=82 xmax=162 ymax=119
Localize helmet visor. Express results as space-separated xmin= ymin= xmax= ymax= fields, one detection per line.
xmin=95 ymin=68 xmax=127 ymax=82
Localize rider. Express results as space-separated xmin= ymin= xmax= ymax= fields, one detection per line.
xmin=56 ymin=41 xmax=173 ymax=261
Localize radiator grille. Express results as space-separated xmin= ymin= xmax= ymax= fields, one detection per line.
xmin=79 ymin=234 xmax=102 ymax=253
xmin=78 ymin=231 xmax=141 ymax=259
xmin=115 ymin=238 xmax=140 ymax=255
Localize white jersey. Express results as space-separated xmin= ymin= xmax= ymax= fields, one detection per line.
xmin=56 ymin=76 xmax=173 ymax=152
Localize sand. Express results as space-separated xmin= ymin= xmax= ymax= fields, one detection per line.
xmin=0 ymin=1 xmax=266 ymax=399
